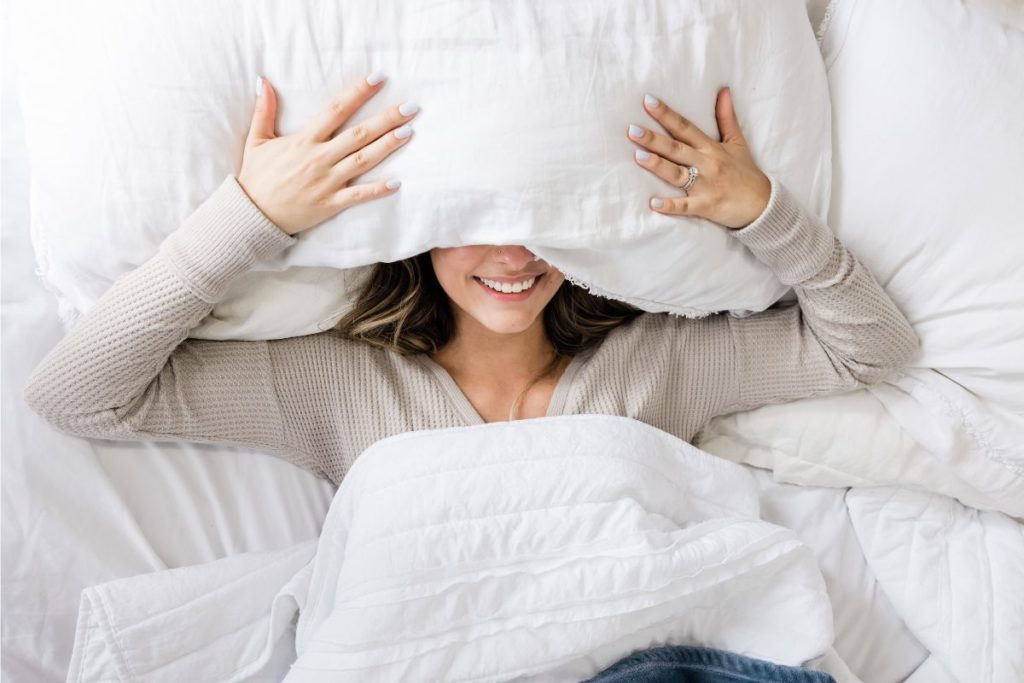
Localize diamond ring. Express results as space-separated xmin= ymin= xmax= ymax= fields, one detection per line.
xmin=680 ymin=166 xmax=700 ymax=196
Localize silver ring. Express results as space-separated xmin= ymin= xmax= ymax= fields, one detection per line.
xmin=680 ymin=165 xmax=700 ymax=195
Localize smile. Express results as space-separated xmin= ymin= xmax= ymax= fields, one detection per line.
xmin=473 ymin=274 xmax=544 ymax=300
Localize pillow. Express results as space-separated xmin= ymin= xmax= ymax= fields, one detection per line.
xmin=818 ymin=0 xmax=1024 ymax=421
xmin=694 ymin=379 xmax=1024 ymax=519
xmin=13 ymin=0 xmax=831 ymax=341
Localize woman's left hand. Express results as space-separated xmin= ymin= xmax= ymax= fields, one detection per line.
xmin=626 ymin=87 xmax=771 ymax=230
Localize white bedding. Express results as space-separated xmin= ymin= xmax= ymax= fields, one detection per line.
xmin=67 ymin=417 xmax=839 ymax=681
xmin=3 ymin=4 xmax=1021 ymax=683
xmin=54 ymin=407 xmax=1024 ymax=683
xmin=11 ymin=0 xmax=832 ymax=339
xmin=58 ymin=410 xmax=1024 ymax=683
xmin=847 ymin=489 xmax=1024 ymax=683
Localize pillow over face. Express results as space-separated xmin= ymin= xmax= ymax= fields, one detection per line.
xmin=14 ymin=0 xmax=831 ymax=340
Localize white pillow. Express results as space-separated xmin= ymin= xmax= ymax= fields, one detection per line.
xmin=818 ymin=0 xmax=1024 ymax=420
xmin=694 ymin=380 xmax=1024 ymax=519
xmin=13 ymin=0 xmax=831 ymax=341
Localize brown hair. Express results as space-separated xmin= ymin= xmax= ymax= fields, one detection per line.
xmin=333 ymin=252 xmax=644 ymax=419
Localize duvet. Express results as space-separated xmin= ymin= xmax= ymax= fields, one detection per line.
xmin=68 ymin=415 xmax=836 ymax=682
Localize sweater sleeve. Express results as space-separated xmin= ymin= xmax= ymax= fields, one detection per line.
xmin=698 ymin=172 xmax=920 ymax=419
xmin=21 ymin=174 xmax=331 ymax=479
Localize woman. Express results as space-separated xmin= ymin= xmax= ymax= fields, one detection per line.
xmin=23 ymin=71 xmax=919 ymax=487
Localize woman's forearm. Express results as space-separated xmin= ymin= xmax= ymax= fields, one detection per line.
xmin=737 ymin=174 xmax=918 ymax=376
xmin=715 ymin=173 xmax=920 ymax=414
xmin=22 ymin=174 xmax=297 ymax=437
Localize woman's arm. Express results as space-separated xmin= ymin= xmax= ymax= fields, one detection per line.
xmin=703 ymin=172 xmax=919 ymax=418
xmin=23 ymin=73 xmax=419 ymax=482
xmin=20 ymin=174 xmax=331 ymax=470
xmin=625 ymin=88 xmax=918 ymax=423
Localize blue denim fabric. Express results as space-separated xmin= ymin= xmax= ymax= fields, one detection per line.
xmin=583 ymin=645 xmax=836 ymax=683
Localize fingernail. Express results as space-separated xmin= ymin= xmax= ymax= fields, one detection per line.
xmin=398 ymin=101 xmax=419 ymax=116
xmin=635 ymin=149 xmax=651 ymax=161
xmin=628 ymin=124 xmax=644 ymax=139
xmin=366 ymin=70 xmax=387 ymax=86
xmin=644 ymin=94 xmax=660 ymax=108
xmin=651 ymin=198 xmax=664 ymax=209
xmin=394 ymin=124 xmax=413 ymax=139
xmin=386 ymin=179 xmax=402 ymax=190
xmin=255 ymin=75 xmax=263 ymax=99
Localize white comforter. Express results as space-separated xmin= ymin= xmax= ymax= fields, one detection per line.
xmin=68 ymin=415 xmax=837 ymax=682
xmin=66 ymin=410 xmax=1024 ymax=683
xmin=697 ymin=382 xmax=1024 ymax=683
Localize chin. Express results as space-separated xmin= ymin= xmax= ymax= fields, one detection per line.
xmin=470 ymin=309 xmax=542 ymax=335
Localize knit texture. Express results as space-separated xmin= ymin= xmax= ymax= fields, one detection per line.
xmin=23 ymin=173 xmax=920 ymax=486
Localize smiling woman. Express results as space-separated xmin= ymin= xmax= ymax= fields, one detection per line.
xmin=333 ymin=243 xmax=644 ymax=422
xmin=332 ymin=84 xmax=778 ymax=425
xmin=24 ymin=70 xmax=918 ymax=488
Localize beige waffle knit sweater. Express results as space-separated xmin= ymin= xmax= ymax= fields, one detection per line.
xmin=23 ymin=173 xmax=919 ymax=486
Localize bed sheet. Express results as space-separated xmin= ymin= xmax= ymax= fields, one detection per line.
xmin=2 ymin=7 xmax=925 ymax=683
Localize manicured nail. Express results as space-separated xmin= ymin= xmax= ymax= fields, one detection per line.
xmin=394 ymin=124 xmax=413 ymax=139
xmin=399 ymin=101 xmax=420 ymax=116
xmin=628 ymin=124 xmax=644 ymax=139
xmin=644 ymin=93 xmax=660 ymax=108
xmin=386 ymin=179 xmax=402 ymax=190
xmin=651 ymin=198 xmax=664 ymax=209
xmin=255 ymin=75 xmax=263 ymax=99
xmin=366 ymin=70 xmax=387 ymax=86
xmin=635 ymin=149 xmax=651 ymax=161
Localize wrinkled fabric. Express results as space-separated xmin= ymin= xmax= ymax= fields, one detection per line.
xmin=13 ymin=0 xmax=832 ymax=339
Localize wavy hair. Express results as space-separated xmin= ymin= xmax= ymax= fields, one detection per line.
xmin=333 ymin=251 xmax=644 ymax=420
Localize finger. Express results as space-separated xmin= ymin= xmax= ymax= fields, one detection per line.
xmin=329 ymin=121 xmax=414 ymax=187
xmin=321 ymin=100 xmax=419 ymax=166
xmin=303 ymin=71 xmax=388 ymax=142
xmin=715 ymin=86 xmax=746 ymax=145
xmin=328 ymin=178 xmax=402 ymax=212
xmin=626 ymin=123 xmax=701 ymax=168
xmin=632 ymin=148 xmax=697 ymax=192
xmin=649 ymin=193 xmax=709 ymax=217
xmin=643 ymin=93 xmax=717 ymax=151
xmin=247 ymin=75 xmax=278 ymax=146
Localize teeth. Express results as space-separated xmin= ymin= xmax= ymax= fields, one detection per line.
xmin=480 ymin=276 xmax=536 ymax=293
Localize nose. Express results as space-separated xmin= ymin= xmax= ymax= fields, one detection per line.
xmin=493 ymin=245 xmax=541 ymax=268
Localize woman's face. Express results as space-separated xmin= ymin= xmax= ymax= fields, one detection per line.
xmin=430 ymin=245 xmax=565 ymax=335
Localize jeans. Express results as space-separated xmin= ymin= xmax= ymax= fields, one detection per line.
xmin=582 ymin=645 xmax=836 ymax=683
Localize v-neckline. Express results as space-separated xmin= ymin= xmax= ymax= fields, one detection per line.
xmin=415 ymin=352 xmax=588 ymax=425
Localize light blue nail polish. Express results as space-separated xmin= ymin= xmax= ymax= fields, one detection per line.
xmin=366 ymin=70 xmax=387 ymax=86
xmin=635 ymin=149 xmax=651 ymax=161
xmin=399 ymin=101 xmax=419 ymax=116
xmin=628 ymin=124 xmax=643 ymax=138
xmin=394 ymin=124 xmax=413 ymax=139
xmin=651 ymin=198 xmax=664 ymax=209
xmin=386 ymin=179 xmax=402 ymax=190
xmin=255 ymin=75 xmax=263 ymax=98
xmin=644 ymin=93 xmax=660 ymax=108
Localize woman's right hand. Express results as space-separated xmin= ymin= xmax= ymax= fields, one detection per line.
xmin=237 ymin=72 xmax=418 ymax=236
